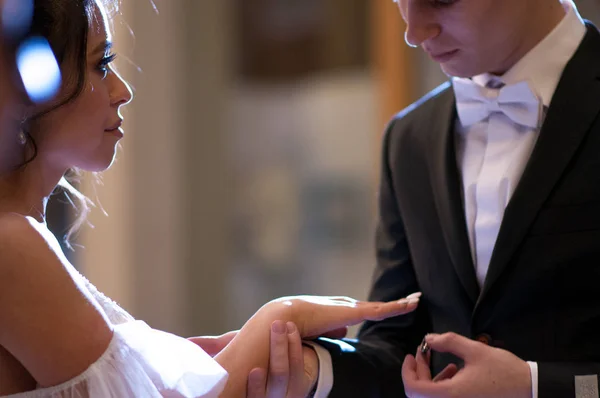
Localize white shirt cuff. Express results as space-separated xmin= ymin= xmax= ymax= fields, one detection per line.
xmin=527 ymin=361 xmax=538 ymax=398
xmin=303 ymin=341 xmax=333 ymax=398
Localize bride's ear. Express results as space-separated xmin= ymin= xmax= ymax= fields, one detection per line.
xmin=0 ymin=100 xmax=28 ymax=132
xmin=15 ymin=96 xmax=51 ymax=136
xmin=14 ymin=103 xmax=34 ymax=133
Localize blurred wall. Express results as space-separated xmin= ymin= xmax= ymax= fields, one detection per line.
xmin=227 ymin=72 xmax=377 ymax=328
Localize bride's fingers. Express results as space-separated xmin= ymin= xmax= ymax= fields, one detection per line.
xmin=352 ymin=292 xmax=421 ymax=308
xmin=348 ymin=296 xmax=420 ymax=323
xmin=359 ymin=296 xmax=421 ymax=322
xmin=356 ymin=292 xmax=423 ymax=307
xmin=415 ymin=341 xmax=432 ymax=381
xmin=300 ymin=296 xmax=420 ymax=338
xmin=329 ymin=296 xmax=358 ymax=304
xmin=406 ymin=292 xmax=423 ymax=300
xmin=286 ymin=323 xmax=305 ymax=397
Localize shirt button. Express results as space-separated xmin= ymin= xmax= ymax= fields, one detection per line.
xmin=475 ymin=333 xmax=492 ymax=345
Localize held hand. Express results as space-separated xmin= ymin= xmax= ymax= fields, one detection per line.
xmin=403 ymin=333 xmax=532 ymax=398
xmin=188 ymin=330 xmax=238 ymax=357
xmin=246 ymin=321 xmax=321 ymax=398
xmin=189 ymin=326 xmax=347 ymax=359
xmin=216 ymin=293 xmax=418 ymax=397
xmin=266 ymin=292 xmax=421 ymax=339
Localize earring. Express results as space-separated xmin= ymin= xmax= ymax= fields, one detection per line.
xmin=18 ymin=131 xmax=27 ymax=145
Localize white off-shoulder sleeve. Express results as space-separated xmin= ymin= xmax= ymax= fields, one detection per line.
xmin=6 ymin=321 xmax=228 ymax=398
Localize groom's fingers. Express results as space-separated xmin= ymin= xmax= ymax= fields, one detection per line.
xmin=432 ymin=364 xmax=459 ymax=382
xmin=266 ymin=321 xmax=290 ymax=398
xmin=424 ymin=332 xmax=479 ymax=359
xmin=247 ymin=368 xmax=267 ymax=398
xmin=415 ymin=344 xmax=432 ymax=381
xmin=285 ymin=322 xmax=305 ymax=397
xmin=402 ymin=354 xmax=419 ymax=385
xmin=187 ymin=330 xmax=238 ymax=357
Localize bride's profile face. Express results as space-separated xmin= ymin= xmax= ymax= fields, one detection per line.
xmin=31 ymin=0 xmax=133 ymax=172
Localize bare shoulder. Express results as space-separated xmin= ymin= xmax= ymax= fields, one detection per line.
xmin=0 ymin=213 xmax=65 ymax=282
xmin=0 ymin=212 xmax=113 ymax=387
xmin=0 ymin=212 xmax=43 ymax=241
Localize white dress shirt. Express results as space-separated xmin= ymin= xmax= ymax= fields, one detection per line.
xmin=311 ymin=1 xmax=586 ymax=396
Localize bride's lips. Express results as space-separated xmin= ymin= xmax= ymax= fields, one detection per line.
xmin=105 ymin=120 xmax=123 ymax=137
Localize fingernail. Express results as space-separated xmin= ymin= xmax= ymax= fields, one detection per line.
xmin=272 ymin=321 xmax=285 ymax=334
xmin=425 ymin=333 xmax=439 ymax=343
xmin=406 ymin=292 xmax=422 ymax=300
xmin=408 ymin=298 xmax=419 ymax=305
xmin=397 ymin=298 xmax=409 ymax=304
xmin=286 ymin=322 xmax=296 ymax=334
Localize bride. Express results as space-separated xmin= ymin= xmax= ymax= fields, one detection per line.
xmin=0 ymin=0 xmax=421 ymax=397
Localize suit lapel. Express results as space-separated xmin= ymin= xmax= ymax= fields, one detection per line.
xmin=478 ymin=25 xmax=600 ymax=303
xmin=428 ymin=84 xmax=480 ymax=304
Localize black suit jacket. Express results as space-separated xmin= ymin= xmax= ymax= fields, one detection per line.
xmin=319 ymin=23 xmax=600 ymax=398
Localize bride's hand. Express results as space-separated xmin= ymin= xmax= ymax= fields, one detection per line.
xmin=263 ymin=292 xmax=421 ymax=339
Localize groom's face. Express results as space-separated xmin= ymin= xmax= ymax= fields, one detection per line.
xmin=395 ymin=0 xmax=546 ymax=77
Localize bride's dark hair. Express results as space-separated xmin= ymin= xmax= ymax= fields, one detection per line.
xmin=23 ymin=0 xmax=119 ymax=246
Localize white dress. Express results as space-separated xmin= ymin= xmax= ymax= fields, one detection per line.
xmin=4 ymin=274 xmax=229 ymax=398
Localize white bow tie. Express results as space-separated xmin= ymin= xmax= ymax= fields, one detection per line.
xmin=453 ymin=78 xmax=542 ymax=129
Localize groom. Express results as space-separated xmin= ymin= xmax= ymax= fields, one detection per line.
xmin=199 ymin=1 xmax=600 ymax=396
xmin=304 ymin=0 xmax=600 ymax=397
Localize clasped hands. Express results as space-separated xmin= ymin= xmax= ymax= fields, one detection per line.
xmin=190 ymin=293 xmax=420 ymax=397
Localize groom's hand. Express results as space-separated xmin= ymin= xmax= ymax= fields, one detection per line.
xmin=402 ymin=332 xmax=532 ymax=398
xmin=247 ymin=321 xmax=342 ymax=398
xmin=188 ymin=330 xmax=238 ymax=357
xmin=247 ymin=321 xmax=319 ymax=398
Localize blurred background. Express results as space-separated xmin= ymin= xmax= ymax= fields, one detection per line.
xmin=48 ymin=0 xmax=600 ymax=337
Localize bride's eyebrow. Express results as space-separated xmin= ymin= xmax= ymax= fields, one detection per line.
xmin=91 ymin=41 xmax=112 ymax=57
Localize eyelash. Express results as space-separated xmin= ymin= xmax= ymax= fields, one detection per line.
xmin=392 ymin=0 xmax=458 ymax=6
xmin=97 ymin=53 xmax=117 ymax=78
xmin=430 ymin=0 xmax=458 ymax=7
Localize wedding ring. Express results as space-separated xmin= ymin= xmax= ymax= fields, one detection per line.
xmin=420 ymin=337 xmax=430 ymax=355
